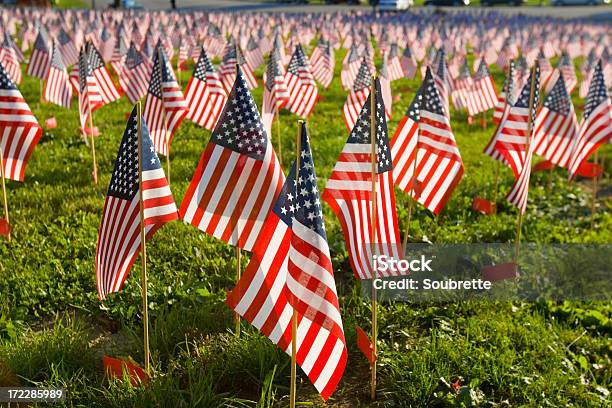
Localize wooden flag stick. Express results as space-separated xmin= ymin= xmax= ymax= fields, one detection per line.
xmin=87 ymin=99 xmax=98 ymax=185
xmin=290 ymin=120 xmax=304 ymax=408
xmin=137 ymin=101 xmax=151 ymax=374
xmin=235 ymin=247 xmax=241 ymax=337
xmin=480 ymin=111 xmax=487 ymax=130
xmin=0 ymin=146 xmax=11 ymax=241
xmin=369 ymin=75 xmax=379 ymax=401
xmin=39 ymin=79 xmax=43 ymax=102
xmin=590 ymin=151 xmax=599 ymax=229
xmin=515 ymin=65 xmax=537 ymax=261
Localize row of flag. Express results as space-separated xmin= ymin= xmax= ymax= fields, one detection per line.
xmin=0 ymin=7 xmax=610 ymax=402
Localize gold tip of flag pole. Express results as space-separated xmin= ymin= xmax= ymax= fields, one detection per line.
xmin=136 ymin=101 xmax=151 ymax=374
xmin=290 ymin=120 xmax=304 ymax=408
xmin=369 ymin=78 xmax=378 ymax=401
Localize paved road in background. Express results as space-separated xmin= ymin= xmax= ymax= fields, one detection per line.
xmin=96 ymin=0 xmax=611 ymax=20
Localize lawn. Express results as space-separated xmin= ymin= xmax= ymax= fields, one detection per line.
xmin=0 ymin=36 xmax=610 ymax=407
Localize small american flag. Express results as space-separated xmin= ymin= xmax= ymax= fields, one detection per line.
xmin=262 ymin=48 xmax=289 ymax=136
xmin=184 ymin=46 xmax=228 ymax=131
xmin=324 ymin=78 xmax=403 ymax=280
xmin=86 ymin=41 xmax=121 ymax=105
xmin=179 ymin=67 xmax=284 ymax=252
xmin=340 ymin=44 xmax=361 ymax=90
xmin=283 ymin=45 xmax=318 ymax=118
xmin=219 ymin=38 xmax=257 ymax=93
xmin=532 ymin=73 xmax=579 ymax=169
xmin=143 ymin=43 xmax=188 ymax=156
xmin=391 ymin=68 xmax=464 ymax=215
xmin=488 ymin=64 xmax=540 ymax=180
xmin=110 ymin=31 xmax=128 ymax=76
xmin=470 ymin=59 xmax=498 ymax=115
xmin=58 ymin=28 xmax=79 ymax=67
xmin=78 ymin=47 xmax=104 ymax=132
xmin=568 ymin=60 xmax=612 ymax=179
xmin=95 ymin=105 xmax=178 ymax=300
xmin=118 ymin=42 xmax=151 ymax=104
xmin=342 ymin=58 xmax=371 ymax=132
xmin=493 ymin=60 xmax=516 ymax=125
xmin=244 ymin=35 xmax=264 ymax=70
xmin=0 ymin=62 xmax=42 ymax=182
xmin=0 ymin=35 xmax=22 ymax=85
xmin=400 ymin=45 xmax=417 ymax=80
xmin=545 ymin=53 xmax=577 ymax=95
xmin=451 ymin=59 xmax=474 ymax=113
xmin=311 ymin=40 xmax=334 ymax=89
xmin=386 ymin=44 xmax=404 ymax=81
xmin=226 ymin=122 xmax=347 ymax=401
xmin=44 ymin=41 xmax=72 ymax=109
xmin=26 ymin=29 xmax=50 ymax=80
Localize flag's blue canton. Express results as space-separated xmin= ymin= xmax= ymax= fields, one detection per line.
xmin=348 ymin=79 xmax=392 ymax=174
xmin=213 ymin=68 xmax=267 ymax=160
xmin=558 ymin=53 xmax=571 ymax=68
xmin=458 ymin=59 xmax=470 ymax=79
xmin=435 ymin=49 xmax=447 ymax=78
xmin=58 ymin=29 xmax=70 ymax=45
xmin=34 ymin=31 xmax=49 ymax=52
xmin=379 ymin=57 xmax=389 ymax=79
xmin=148 ymin=47 xmax=163 ymax=97
xmin=125 ymin=43 xmax=143 ymax=69
xmin=208 ymin=24 xmax=221 ymax=37
xmin=402 ymin=45 xmax=412 ymax=59
xmin=474 ymin=59 xmax=490 ymax=80
xmin=584 ymin=61 xmax=609 ymax=119
xmin=346 ymin=44 xmax=359 ymax=63
xmin=108 ymin=107 xmax=161 ymax=200
xmin=287 ymin=45 xmax=305 ymax=75
xmin=423 ymin=69 xmax=445 ymax=116
xmin=50 ymin=43 xmax=65 ymax=70
xmin=87 ymin=42 xmax=105 ymax=70
xmin=223 ymin=38 xmax=238 ymax=63
xmin=78 ymin=48 xmax=92 ymax=92
xmin=273 ymin=125 xmax=326 ymax=239
xmin=0 ymin=63 xmax=16 ymax=90
xmin=353 ymin=58 xmax=372 ymax=91
xmin=247 ymin=35 xmax=258 ymax=51
xmin=266 ymin=49 xmax=282 ymax=91
xmin=544 ymin=74 xmax=570 ymax=116
xmin=100 ymin=28 xmax=110 ymax=42
xmin=141 ymin=40 xmax=153 ymax=59
xmin=504 ymin=60 xmax=516 ymax=103
xmin=193 ymin=48 xmax=214 ymax=81
xmin=405 ymin=79 xmax=425 ymax=123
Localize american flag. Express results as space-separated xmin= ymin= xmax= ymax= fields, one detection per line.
xmin=78 ymin=47 xmax=104 ymax=132
xmin=537 ymin=49 xmax=554 ymax=89
xmin=532 ymin=73 xmax=579 ymax=169
xmin=391 ymin=67 xmax=464 ymax=215
xmin=44 ymin=41 xmax=72 ymax=109
xmin=179 ymin=67 xmax=284 ymax=252
xmin=340 ymin=44 xmax=361 ymax=90
xmin=451 ymin=59 xmax=474 ymax=113
xmin=386 ymin=44 xmax=404 ymax=81
xmin=283 ymin=45 xmax=318 ymax=118
xmin=323 ymin=79 xmax=402 ymax=280
xmin=262 ymin=48 xmax=289 ymax=136
xmin=342 ymin=58 xmax=371 ymax=132
xmin=432 ymin=50 xmax=453 ymax=119
xmin=545 ymin=53 xmax=577 ymax=95
xmin=0 ymin=62 xmax=42 ymax=182
xmin=118 ymin=43 xmax=151 ymax=104
xmin=95 ymin=105 xmax=178 ymax=300
xmin=110 ymin=32 xmax=128 ymax=76
xmin=97 ymin=27 xmax=114 ymax=63
xmin=178 ymin=37 xmax=190 ymax=71
xmin=489 ymin=64 xmax=540 ymax=180
xmin=86 ymin=42 xmax=121 ymax=104
xmin=568 ymin=61 xmax=612 ymax=180
xmin=244 ymin=35 xmax=264 ymax=70
xmin=470 ymin=59 xmax=498 ymax=116
xmin=0 ymin=36 xmax=22 ymax=85
xmin=379 ymin=57 xmax=393 ymax=118
xmin=493 ymin=60 xmax=516 ymax=125
xmin=311 ymin=40 xmax=334 ymax=89
xmin=143 ymin=44 xmax=188 ymax=157
xmin=219 ymin=38 xmax=257 ymax=93
xmin=226 ymin=122 xmax=347 ymax=401
xmin=58 ymin=28 xmax=79 ymax=67
xmin=184 ymin=46 xmax=228 ymax=131
xmin=26 ymin=29 xmax=50 ymax=80
xmin=400 ymin=45 xmax=417 ymax=80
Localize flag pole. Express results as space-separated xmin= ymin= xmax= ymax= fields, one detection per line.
xmin=369 ymin=74 xmax=378 ymax=401
xmin=235 ymin=246 xmax=241 ymax=337
xmin=87 ymin=97 xmax=98 ymax=185
xmin=158 ymin=46 xmax=171 ymax=184
xmin=136 ymin=101 xmax=151 ymax=374
xmin=39 ymin=79 xmax=43 ymax=102
xmin=290 ymin=120 xmax=304 ymax=408
xmin=515 ymin=65 xmax=537 ymax=261
xmin=0 ymin=146 xmax=11 ymax=241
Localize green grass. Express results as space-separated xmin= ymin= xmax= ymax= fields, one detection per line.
xmin=0 ymin=43 xmax=610 ymax=407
